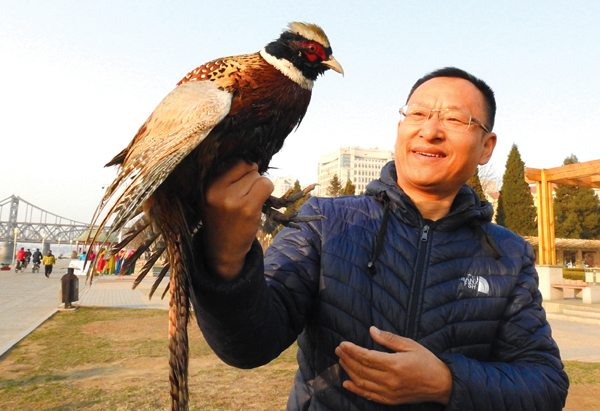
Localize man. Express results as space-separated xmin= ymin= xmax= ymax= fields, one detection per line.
xmin=32 ymin=248 xmax=43 ymax=273
xmin=16 ymin=247 xmax=26 ymax=266
xmin=43 ymin=250 xmax=56 ymax=278
xmin=15 ymin=247 xmax=27 ymax=271
xmin=32 ymin=248 xmax=43 ymax=265
xmin=191 ymin=67 xmax=569 ymax=410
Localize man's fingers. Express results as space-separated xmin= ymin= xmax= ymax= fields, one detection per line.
xmin=336 ymin=341 xmax=388 ymax=373
xmin=370 ymin=326 xmax=417 ymax=354
xmin=205 ymin=162 xmax=272 ymax=209
xmin=338 ymin=355 xmax=388 ymax=387
xmin=342 ymin=379 xmax=388 ymax=404
xmin=245 ymin=175 xmax=274 ymax=207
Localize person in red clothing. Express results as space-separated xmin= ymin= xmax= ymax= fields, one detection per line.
xmin=15 ymin=247 xmax=27 ymax=271
xmin=16 ymin=247 xmax=26 ymax=262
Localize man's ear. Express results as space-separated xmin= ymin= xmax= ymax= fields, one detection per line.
xmin=478 ymin=132 xmax=497 ymax=165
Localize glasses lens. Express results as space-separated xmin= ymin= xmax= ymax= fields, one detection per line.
xmin=440 ymin=109 xmax=472 ymax=131
xmin=400 ymin=106 xmax=482 ymax=132
xmin=400 ymin=105 xmax=430 ymax=124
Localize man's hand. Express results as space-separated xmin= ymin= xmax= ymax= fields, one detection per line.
xmin=202 ymin=161 xmax=273 ymax=280
xmin=335 ymin=326 xmax=452 ymax=405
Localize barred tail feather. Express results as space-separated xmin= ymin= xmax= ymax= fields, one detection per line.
xmin=117 ymin=232 xmax=161 ymax=275
xmin=167 ymin=240 xmax=189 ymax=411
xmin=149 ymin=263 xmax=170 ymax=299
xmin=132 ymin=247 xmax=166 ymax=290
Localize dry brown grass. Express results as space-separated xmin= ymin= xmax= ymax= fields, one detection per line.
xmin=1 ymin=308 xmax=598 ymax=410
xmin=0 ymin=308 xmax=296 ymax=410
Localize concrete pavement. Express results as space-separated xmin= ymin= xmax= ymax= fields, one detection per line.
xmin=0 ymin=258 xmax=168 ymax=358
xmin=1 ymin=259 xmax=600 ymax=363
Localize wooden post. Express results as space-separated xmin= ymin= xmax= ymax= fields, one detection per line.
xmin=540 ymin=170 xmax=550 ymax=264
xmin=548 ymin=180 xmax=556 ymax=265
xmin=536 ymin=181 xmax=544 ymax=264
xmin=525 ymin=159 xmax=600 ymax=267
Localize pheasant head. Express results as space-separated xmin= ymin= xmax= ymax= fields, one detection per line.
xmin=261 ymin=22 xmax=344 ymax=89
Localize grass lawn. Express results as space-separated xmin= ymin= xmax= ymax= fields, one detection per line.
xmin=0 ymin=308 xmax=296 ymax=410
xmin=0 ymin=308 xmax=598 ymax=410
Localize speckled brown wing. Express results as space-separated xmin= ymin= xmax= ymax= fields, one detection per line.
xmin=89 ymin=80 xmax=232 ymax=241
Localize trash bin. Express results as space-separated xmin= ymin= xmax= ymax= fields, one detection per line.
xmin=61 ymin=268 xmax=79 ymax=308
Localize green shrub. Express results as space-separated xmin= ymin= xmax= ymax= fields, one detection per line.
xmin=563 ymin=268 xmax=585 ymax=281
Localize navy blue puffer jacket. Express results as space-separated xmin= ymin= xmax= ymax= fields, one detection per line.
xmin=190 ymin=162 xmax=569 ymax=410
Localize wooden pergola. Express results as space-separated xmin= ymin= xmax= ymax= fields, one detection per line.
xmin=525 ymin=159 xmax=600 ymax=265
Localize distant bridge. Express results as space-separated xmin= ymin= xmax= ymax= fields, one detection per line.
xmin=0 ymin=195 xmax=92 ymax=245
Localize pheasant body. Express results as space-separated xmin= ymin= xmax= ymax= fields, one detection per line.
xmin=88 ymin=22 xmax=342 ymax=411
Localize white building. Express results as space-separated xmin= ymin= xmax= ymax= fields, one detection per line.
xmin=271 ymin=176 xmax=297 ymax=198
xmin=317 ymin=147 xmax=394 ymax=196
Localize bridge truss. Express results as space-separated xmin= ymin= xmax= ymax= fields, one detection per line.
xmin=0 ymin=195 xmax=93 ymax=244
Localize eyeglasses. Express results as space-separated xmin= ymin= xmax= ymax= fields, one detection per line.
xmin=399 ymin=104 xmax=490 ymax=133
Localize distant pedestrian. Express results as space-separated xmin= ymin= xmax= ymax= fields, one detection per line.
xmin=16 ymin=247 xmax=26 ymax=263
xmin=32 ymin=248 xmax=42 ymax=265
xmin=15 ymin=247 xmax=27 ymax=271
xmin=115 ymin=250 xmax=125 ymax=274
xmin=79 ymin=251 xmax=87 ymax=261
xmin=43 ymin=250 xmax=56 ymax=278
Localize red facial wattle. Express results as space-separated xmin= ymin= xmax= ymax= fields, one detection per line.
xmin=301 ymin=41 xmax=326 ymax=62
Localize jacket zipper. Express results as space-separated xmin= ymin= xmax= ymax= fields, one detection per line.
xmin=405 ymin=224 xmax=430 ymax=339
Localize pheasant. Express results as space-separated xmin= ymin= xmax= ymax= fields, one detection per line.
xmin=87 ymin=22 xmax=343 ymax=411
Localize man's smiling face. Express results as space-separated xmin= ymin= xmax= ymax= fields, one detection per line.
xmin=394 ymin=77 xmax=496 ymax=199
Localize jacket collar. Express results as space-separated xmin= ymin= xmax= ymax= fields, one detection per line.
xmin=366 ymin=161 xmax=494 ymax=230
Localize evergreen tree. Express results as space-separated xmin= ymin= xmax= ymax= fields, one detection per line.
xmin=496 ymin=144 xmax=537 ymax=236
xmin=340 ymin=179 xmax=356 ymax=196
xmin=554 ymin=155 xmax=600 ymax=239
xmin=466 ymin=167 xmax=487 ymax=200
xmin=495 ymin=189 xmax=505 ymax=225
xmin=284 ymin=180 xmax=311 ymax=216
xmin=327 ymin=174 xmax=343 ymax=197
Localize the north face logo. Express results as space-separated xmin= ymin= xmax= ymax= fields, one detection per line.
xmin=459 ymin=274 xmax=489 ymax=295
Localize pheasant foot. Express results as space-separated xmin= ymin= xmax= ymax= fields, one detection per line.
xmin=262 ymin=183 xmax=325 ymax=229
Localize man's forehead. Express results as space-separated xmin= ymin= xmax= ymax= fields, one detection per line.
xmin=408 ymin=77 xmax=488 ymax=119
xmin=409 ymin=77 xmax=485 ymax=103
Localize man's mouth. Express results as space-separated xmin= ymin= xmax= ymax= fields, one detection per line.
xmin=415 ymin=151 xmax=444 ymax=158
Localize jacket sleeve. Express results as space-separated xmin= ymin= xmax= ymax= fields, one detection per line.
xmin=189 ymin=198 xmax=323 ymax=369
xmin=439 ymin=241 xmax=569 ymax=411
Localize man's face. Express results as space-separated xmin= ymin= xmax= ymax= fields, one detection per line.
xmin=395 ymin=77 xmax=496 ymax=198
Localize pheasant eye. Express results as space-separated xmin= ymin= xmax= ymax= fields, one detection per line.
xmin=301 ymin=42 xmax=326 ymax=61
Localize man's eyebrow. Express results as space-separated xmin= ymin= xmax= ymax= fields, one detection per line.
xmin=408 ymin=102 xmax=468 ymax=112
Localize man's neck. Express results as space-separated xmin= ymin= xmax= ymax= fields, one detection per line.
xmin=401 ymin=185 xmax=458 ymax=221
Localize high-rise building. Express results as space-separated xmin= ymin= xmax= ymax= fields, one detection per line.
xmin=272 ymin=176 xmax=297 ymax=198
xmin=317 ymin=147 xmax=394 ymax=196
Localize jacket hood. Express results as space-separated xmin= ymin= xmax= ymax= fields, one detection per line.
xmin=366 ymin=161 xmax=495 ymax=231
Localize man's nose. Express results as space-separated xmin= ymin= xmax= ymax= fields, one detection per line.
xmin=420 ymin=112 xmax=444 ymax=138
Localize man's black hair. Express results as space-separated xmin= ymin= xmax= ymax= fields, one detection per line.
xmin=407 ymin=67 xmax=496 ymax=131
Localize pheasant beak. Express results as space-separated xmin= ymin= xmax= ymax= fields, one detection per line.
xmin=322 ymin=56 xmax=344 ymax=76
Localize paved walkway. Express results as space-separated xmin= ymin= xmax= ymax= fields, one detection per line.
xmin=1 ymin=259 xmax=600 ymax=363
xmin=0 ymin=259 xmax=168 ymax=358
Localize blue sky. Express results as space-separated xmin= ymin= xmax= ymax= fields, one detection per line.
xmin=1 ymin=0 xmax=599 ymax=222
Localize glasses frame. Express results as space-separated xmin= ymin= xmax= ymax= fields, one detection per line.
xmin=399 ymin=104 xmax=491 ymax=133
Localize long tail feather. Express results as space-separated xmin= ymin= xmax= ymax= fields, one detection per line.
xmin=118 ymin=232 xmax=161 ymax=275
xmin=149 ymin=264 xmax=170 ymax=299
xmin=111 ymin=216 xmax=151 ymax=254
xmin=161 ymin=282 xmax=170 ymax=300
xmin=132 ymin=247 xmax=166 ymax=290
xmin=147 ymin=194 xmax=196 ymax=411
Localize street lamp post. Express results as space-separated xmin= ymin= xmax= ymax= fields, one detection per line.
xmin=41 ymin=233 xmax=46 ymax=253
xmin=11 ymin=227 xmax=19 ymax=268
